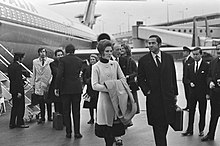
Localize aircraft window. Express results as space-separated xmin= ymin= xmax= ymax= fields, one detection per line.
xmin=0 ymin=6 xmax=6 ymax=17
xmin=184 ymin=30 xmax=186 ymax=33
xmin=167 ymin=29 xmax=169 ymax=31
xmin=178 ymin=29 xmax=181 ymax=32
xmin=189 ymin=29 xmax=192 ymax=33
xmin=173 ymin=29 xmax=175 ymax=31
xmin=210 ymin=30 xmax=213 ymax=33
xmin=200 ymin=29 xmax=202 ymax=33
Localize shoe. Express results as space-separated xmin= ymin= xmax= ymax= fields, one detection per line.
xmin=199 ymin=131 xmax=204 ymax=137
xmin=9 ymin=124 xmax=17 ymax=129
xmin=182 ymin=131 xmax=193 ymax=136
xmin=17 ymin=124 xmax=29 ymax=128
xmin=37 ymin=118 xmax=45 ymax=124
xmin=74 ymin=133 xmax=83 ymax=139
xmin=115 ymin=139 xmax=123 ymax=146
xmin=87 ymin=119 xmax=94 ymax=124
xmin=48 ymin=117 xmax=53 ymax=121
xmin=66 ymin=133 xmax=72 ymax=138
xmin=201 ymin=135 xmax=214 ymax=142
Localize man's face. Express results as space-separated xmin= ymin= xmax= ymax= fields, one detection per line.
xmin=148 ymin=37 xmax=160 ymax=54
xmin=183 ymin=50 xmax=190 ymax=57
xmin=39 ymin=49 xmax=47 ymax=58
xmin=192 ymin=49 xmax=202 ymax=61
xmin=113 ymin=46 xmax=121 ymax=58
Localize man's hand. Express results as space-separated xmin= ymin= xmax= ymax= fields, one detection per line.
xmin=210 ymin=81 xmax=215 ymax=89
xmin=54 ymin=89 xmax=59 ymax=97
xmin=206 ymin=94 xmax=210 ymax=100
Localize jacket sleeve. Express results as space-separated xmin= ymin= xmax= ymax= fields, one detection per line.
xmin=32 ymin=61 xmax=36 ymax=87
xmin=91 ymin=65 xmax=108 ymax=92
xmin=137 ymin=58 xmax=150 ymax=96
xmin=54 ymin=59 xmax=64 ymax=90
xmin=171 ymin=56 xmax=178 ymax=96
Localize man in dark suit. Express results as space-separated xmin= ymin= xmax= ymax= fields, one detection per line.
xmin=202 ymin=45 xmax=220 ymax=142
xmin=182 ymin=47 xmax=209 ymax=137
xmin=8 ymin=52 xmax=29 ymax=129
xmin=138 ymin=35 xmax=178 ymax=146
xmin=182 ymin=46 xmax=194 ymax=111
xmin=55 ymin=44 xmax=83 ymax=139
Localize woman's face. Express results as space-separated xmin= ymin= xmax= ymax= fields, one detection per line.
xmin=102 ymin=46 xmax=113 ymax=60
xmin=121 ymin=47 xmax=126 ymax=56
xmin=56 ymin=51 xmax=64 ymax=59
xmin=90 ymin=56 xmax=97 ymax=65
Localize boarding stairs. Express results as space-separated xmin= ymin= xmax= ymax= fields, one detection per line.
xmin=0 ymin=44 xmax=40 ymax=121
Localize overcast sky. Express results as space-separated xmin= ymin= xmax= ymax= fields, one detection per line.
xmin=32 ymin=0 xmax=220 ymax=34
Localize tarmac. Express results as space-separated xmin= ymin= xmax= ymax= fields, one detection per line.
xmin=1 ymin=62 xmax=220 ymax=146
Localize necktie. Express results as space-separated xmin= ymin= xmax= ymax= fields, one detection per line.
xmin=155 ymin=55 xmax=161 ymax=67
xmin=195 ymin=61 xmax=198 ymax=73
xmin=42 ymin=58 xmax=45 ymax=66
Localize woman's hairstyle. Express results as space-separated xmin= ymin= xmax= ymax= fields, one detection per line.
xmin=13 ymin=52 xmax=25 ymax=62
xmin=122 ymin=44 xmax=132 ymax=57
xmin=90 ymin=54 xmax=99 ymax=62
xmin=97 ymin=39 xmax=112 ymax=55
xmin=54 ymin=49 xmax=64 ymax=56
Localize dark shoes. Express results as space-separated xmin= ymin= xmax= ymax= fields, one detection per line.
xmin=9 ymin=124 xmax=17 ymax=129
xmin=201 ymin=135 xmax=214 ymax=142
xmin=74 ymin=133 xmax=83 ymax=139
xmin=66 ymin=133 xmax=72 ymax=138
xmin=48 ymin=117 xmax=53 ymax=122
xmin=87 ymin=119 xmax=94 ymax=124
xmin=115 ymin=139 xmax=123 ymax=146
xmin=18 ymin=124 xmax=29 ymax=128
xmin=199 ymin=131 xmax=204 ymax=137
xmin=37 ymin=118 xmax=45 ymax=124
xmin=182 ymin=131 xmax=193 ymax=136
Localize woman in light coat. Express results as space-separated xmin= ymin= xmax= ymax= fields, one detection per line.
xmin=92 ymin=39 xmax=126 ymax=146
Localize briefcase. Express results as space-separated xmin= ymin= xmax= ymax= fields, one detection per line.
xmin=170 ymin=106 xmax=183 ymax=131
xmin=53 ymin=112 xmax=63 ymax=130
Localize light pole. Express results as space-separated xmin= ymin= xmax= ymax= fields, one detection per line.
xmin=124 ymin=12 xmax=132 ymax=32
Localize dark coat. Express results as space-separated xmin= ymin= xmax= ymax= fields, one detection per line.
xmin=48 ymin=59 xmax=60 ymax=102
xmin=8 ymin=62 xmax=24 ymax=95
xmin=82 ymin=65 xmax=98 ymax=108
xmin=182 ymin=56 xmax=194 ymax=84
xmin=138 ymin=52 xmax=178 ymax=125
xmin=207 ymin=58 xmax=220 ymax=104
xmin=55 ymin=53 xmax=83 ymax=95
xmin=186 ymin=60 xmax=209 ymax=98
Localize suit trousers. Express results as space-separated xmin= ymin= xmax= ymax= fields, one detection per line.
xmin=62 ymin=94 xmax=81 ymax=134
xmin=187 ymin=96 xmax=207 ymax=132
xmin=38 ymin=96 xmax=52 ymax=120
xmin=207 ymin=99 xmax=220 ymax=139
xmin=9 ymin=94 xmax=25 ymax=126
xmin=152 ymin=124 xmax=168 ymax=146
xmin=183 ymin=83 xmax=190 ymax=108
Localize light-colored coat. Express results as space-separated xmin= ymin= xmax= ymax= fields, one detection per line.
xmin=105 ymin=79 xmax=137 ymax=125
xmin=92 ymin=60 xmax=125 ymax=126
xmin=32 ymin=57 xmax=53 ymax=96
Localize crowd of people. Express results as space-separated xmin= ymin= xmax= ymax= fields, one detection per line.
xmin=6 ymin=34 xmax=220 ymax=146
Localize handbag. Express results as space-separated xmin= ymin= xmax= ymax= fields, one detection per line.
xmin=170 ymin=106 xmax=183 ymax=131
xmin=31 ymin=93 xmax=39 ymax=106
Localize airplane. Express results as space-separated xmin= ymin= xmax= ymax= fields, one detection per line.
xmin=0 ymin=0 xmax=114 ymax=71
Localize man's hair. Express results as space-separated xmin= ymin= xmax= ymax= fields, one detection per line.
xmin=65 ymin=44 xmax=75 ymax=54
xmin=54 ymin=49 xmax=64 ymax=56
xmin=38 ymin=47 xmax=47 ymax=55
xmin=193 ymin=47 xmax=202 ymax=54
xmin=97 ymin=39 xmax=112 ymax=55
xmin=149 ymin=35 xmax=162 ymax=44
xmin=13 ymin=53 xmax=25 ymax=62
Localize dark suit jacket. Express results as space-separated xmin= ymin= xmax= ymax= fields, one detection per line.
xmin=186 ymin=60 xmax=209 ymax=98
xmin=8 ymin=62 xmax=24 ymax=95
xmin=138 ymin=51 xmax=178 ymax=125
xmin=182 ymin=56 xmax=194 ymax=84
xmin=55 ymin=53 xmax=83 ymax=95
xmin=207 ymin=58 xmax=220 ymax=103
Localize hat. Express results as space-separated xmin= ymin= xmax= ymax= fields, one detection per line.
xmin=183 ymin=46 xmax=191 ymax=52
xmin=14 ymin=52 xmax=25 ymax=58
